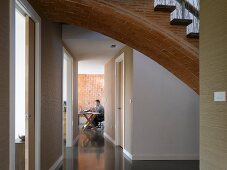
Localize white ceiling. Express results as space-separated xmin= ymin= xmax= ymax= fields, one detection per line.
xmin=62 ymin=25 xmax=124 ymax=74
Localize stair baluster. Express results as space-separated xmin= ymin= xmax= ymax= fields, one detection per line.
xmin=154 ymin=0 xmax=200 ymax=39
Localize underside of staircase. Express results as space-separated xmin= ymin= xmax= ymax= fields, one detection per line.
xmin=108 ymin=0 xmax=200 ymax=49
xmin=27 ymin=0 xmax=200 ymax=93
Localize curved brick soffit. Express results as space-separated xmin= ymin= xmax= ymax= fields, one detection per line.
xmin=29 ymin=0 xmax=199 ymax=94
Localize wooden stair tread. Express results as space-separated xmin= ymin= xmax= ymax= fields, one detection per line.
xmin=170 ymin=18 xmax=192 ymax=26
xmin=187 ymin=32 xmax=199 ymax=39
xmin=154 ymin=5 xmax=176 ymax=12
xmin=153 ymin=4 xmax=199 ymax=44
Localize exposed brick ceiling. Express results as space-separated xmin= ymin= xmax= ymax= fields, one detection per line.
xmin=28 ymin=0 xmax=199 ymax=93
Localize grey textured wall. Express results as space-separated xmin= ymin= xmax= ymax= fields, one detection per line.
xmin=0 ymin=0 xmax=10 ymax=169
xmin=41 ymin=19 xmax=63 ymax=170
xmin=200 ymin=0 xmax=227 ymax=169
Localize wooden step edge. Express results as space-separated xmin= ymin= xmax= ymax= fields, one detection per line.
xmin=170 ymin=18 xmax=192 ymax=26
xmin=154 ymin=5 xmax=176 ymax=12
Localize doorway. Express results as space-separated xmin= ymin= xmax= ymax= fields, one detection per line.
xmin=14 ymin=3 xmax=40 ymax=170
xmin=62 ymin=48 xmax=74 ymax=148
xmin=115 ymin=53 xmax=125 ymax=149
xmin=15 ymin=8 xmax=26 ymax=170
xmin=11 ymin=1 xmax=41 ymax=169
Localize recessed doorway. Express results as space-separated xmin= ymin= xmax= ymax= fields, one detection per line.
xmin=15 ymin=6 xmax=36 ymax=170
xmin=12 ymin=1 xmax=41 ymax=169
xmin=15 ymin=8 xmax=26 ymax=170
xmin=62 ymin=48 xmax=74 ymax=148
xmin=115 ymin=53 xmax=125 ymax=149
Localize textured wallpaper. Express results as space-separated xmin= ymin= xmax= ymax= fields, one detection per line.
xmin=41 ymin=19 xmax=63 ymax=170
xmin=0 ymin=0 xmax=10 ymax=169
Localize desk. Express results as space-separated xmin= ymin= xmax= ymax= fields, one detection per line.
xmin=79 ymin=111 xmax=101 ymax=131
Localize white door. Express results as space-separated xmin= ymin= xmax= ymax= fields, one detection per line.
xmin=115 ymin=53 xmax=125 ymax=149
xmin=63 ymin=49 xmax=73 ymax=147
xmin=118 ymin=62 xmax=124 ymax=148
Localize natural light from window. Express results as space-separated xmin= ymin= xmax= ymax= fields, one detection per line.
xmin=15 ymin=10 xmax=26 ymax=139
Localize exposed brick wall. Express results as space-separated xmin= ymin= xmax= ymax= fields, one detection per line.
xmin=78 ymin=74 xmax=104 ymax=110
xmin=107 ymin=0 xmax=199 ymax=48
xmin=28 ymin=0 xmax=199 ymax=93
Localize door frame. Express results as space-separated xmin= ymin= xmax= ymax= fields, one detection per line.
xmin=115 ymin=53 xmax=125 ymax=149
xmin=62 ymin=48 xmax=74 ymax=148
xmin=10 ymin=0 xmax=41 ymax=169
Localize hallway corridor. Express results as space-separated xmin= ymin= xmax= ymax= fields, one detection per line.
xmin=58 ymin=130 xmax=199 ymax=170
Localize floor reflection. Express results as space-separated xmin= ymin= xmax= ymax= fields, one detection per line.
xmin=58 ymin=130 xmax=199 ymax=170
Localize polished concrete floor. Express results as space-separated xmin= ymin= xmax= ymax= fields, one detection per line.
xmin=58 ymin=130 xmax=199 ymax=170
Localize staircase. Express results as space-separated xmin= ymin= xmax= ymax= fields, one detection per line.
xmin=154 ymin=0 xmax=200 ymax=39
xmin=28 ymin=0 xmax=200 ymax=93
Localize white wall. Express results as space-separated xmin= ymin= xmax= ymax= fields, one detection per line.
xmin=78 ymin=60 xmax=104 ymax=74
xmin=63 ymin=50 xmax=74 ymax=147
xmin=132 ymin=50 xmax=199 ymax=160
xmin=15 ymin=10 xmax=26 ymax=138
xmin=63 ymin=57 xmax=67 ymax=102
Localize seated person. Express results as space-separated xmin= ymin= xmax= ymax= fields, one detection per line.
xmin=93 ymin=99 xmax=104 ymax=127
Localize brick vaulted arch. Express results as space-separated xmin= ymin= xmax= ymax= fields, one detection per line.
xmin=28 ymin=0 xmax=199 ymax=93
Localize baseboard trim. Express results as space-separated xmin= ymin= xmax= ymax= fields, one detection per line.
xmin=104 ymin=132 xmax=115 ymax=145
xmin=123 ymin=149 xmax=133 ymax=161
xmin=49 ymin=155 xmax=63 ymax=170
xmin=132 ymin=154 xmax=199 ymax=160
